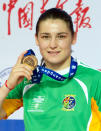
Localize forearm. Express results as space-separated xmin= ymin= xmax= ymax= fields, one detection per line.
xmin=0 ymin=83 xmax=10 ymax=119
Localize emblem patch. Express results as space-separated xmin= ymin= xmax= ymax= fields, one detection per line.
xmin=62 ymin=95 xmax=76 ymax=111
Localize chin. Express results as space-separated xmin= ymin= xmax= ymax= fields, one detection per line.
xmin=46 ymin=59 xmax=63 ymax=65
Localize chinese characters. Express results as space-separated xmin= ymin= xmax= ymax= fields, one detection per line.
xmin=18 ymin=2 xmax=34 ymax=30
xmin=1 ymin=0 xmax=92 ymax=35
xmin=70 ymin=0 xmax=91 ymax=32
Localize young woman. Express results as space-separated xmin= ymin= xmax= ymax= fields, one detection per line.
xmin=0 ymin=8 xmax=101 ymax=131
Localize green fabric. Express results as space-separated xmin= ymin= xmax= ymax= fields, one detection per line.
xmin=6 ymin=62 xmax=101 ymax=131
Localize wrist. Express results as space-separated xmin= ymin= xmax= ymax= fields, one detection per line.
xmin=4 ymin=80 xmax=12 ymax=91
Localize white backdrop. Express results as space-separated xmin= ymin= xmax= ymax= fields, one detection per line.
xmin=0 ymin=0 xmax=101 ymax=119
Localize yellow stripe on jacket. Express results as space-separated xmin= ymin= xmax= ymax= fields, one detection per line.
xmin=2 ymin=99 xmax=23 ymax=119
xmin=89 ymin=98 xmax=101 ymax=131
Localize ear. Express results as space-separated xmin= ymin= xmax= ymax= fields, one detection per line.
xmin=72 ymin=32 xmax=77 ymax=45
xmin=35 ymin=34 xmax=39 ymax=46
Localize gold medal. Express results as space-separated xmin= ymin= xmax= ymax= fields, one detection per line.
xmin=21 ymin=55 xmax=38 ymax=70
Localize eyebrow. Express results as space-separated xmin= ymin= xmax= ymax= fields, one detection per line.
xmin=57 ymin=32 xmax=69 ymax=35
xmin=40 ymin=32 xmax=69 ymax=35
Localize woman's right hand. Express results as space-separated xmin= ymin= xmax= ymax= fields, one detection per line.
xmin=7 ymin=51 xmax=33 ymax=90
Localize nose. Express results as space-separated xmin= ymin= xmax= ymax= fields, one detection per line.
xmin=49 ymin=36 xmax=57 ymax=49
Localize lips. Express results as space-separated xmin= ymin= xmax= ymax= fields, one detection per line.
xmin=47 ymin=51 xmax=60 ymax=55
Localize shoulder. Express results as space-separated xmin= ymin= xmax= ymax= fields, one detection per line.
xmin=78 ymin=60 xmax=100 ymax=73
xmin=76 ymin=60 xmax=101 ymax=80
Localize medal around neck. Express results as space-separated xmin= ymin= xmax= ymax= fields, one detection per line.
xmin=21 ymin=54 xmax=38 ymax=70
xmin=21 ymin=49 xmax=78 ymax=84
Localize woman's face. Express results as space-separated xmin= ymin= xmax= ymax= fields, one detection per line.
xmin=35 ymin=19 xmax=76 ymax=69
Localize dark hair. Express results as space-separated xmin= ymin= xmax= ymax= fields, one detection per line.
xmin=36 ymin=8 xmax=74 ymax=36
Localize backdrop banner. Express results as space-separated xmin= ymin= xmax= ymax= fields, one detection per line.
xmin=0 ymin=0 xmax=101 ymax=130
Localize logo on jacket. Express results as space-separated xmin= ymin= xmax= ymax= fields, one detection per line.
xmin=62 ymin=95 xmax=76 ymax=111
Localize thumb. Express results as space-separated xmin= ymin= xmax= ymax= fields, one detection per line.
xmin=16 ymin=50 xmax=28 ymax=65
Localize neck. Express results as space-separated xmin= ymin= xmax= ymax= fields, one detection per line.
xmin=45 ymin=56 xmax=71 ymax=71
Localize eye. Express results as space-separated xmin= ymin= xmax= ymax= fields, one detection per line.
xmin=57 ymin=35 xmax=66 ymax=39
xmin=41 ymin=35 xmax=50 ymax=39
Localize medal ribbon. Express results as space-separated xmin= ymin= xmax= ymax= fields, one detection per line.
xmin=24 ymin=49 xmax=78 ymax=83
